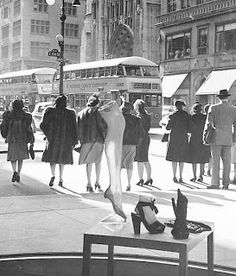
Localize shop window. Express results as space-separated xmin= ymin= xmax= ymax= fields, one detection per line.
xmin=216 ymin=22 xmax=236 ymax=53
xmin=198 ymin=26 xmax=208 ymax=55
xmin=166 ymin=31 xmax=191 ymax=60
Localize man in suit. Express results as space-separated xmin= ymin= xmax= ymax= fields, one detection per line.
xmin=204 ymin=89 xmax=236 ymax=189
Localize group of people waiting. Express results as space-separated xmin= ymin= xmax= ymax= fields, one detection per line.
xmin=0 ymin=94 xmax=153 ymax=192
xmin=164 ymin=89 xmax=236 ymax=190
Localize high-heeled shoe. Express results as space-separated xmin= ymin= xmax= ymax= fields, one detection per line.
xmin=12 ymin=172 xmax=19 ymax=183
xmin=197 ymin=176 xmax=203 ymax=182
xmin=190 ymin=177 xmax=197 ymax=182
xmin=95 ymin=182 xmax=103 ymax=192
xmin=104 ymin=186 xmax=127 ymax=220
xmin=136 ymin=179 xmax=144 ymax=186
xmin=143 ymin=178 xmax=153 ymax=186
xmin=58 ymin=180 xmax=63 ymax=187
xmin=173 ymin=177 xmax=178 ymax=183
xmin=49 ymin=176 xmax=55 ymax=187
xmin=86 ymin=184 xmax=94 ymax=192
xmin=132 ymin=198 xmax=165 ymax=234
xmin=126 ymin=185 xmax=131 ymax=191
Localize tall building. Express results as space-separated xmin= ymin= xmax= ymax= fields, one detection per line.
xmin=0 ymin=0 xmax=85 ymax=73
xmin=156 ymin=0 xmax=236 ymax=107
xmin=80 ymin=0 xmax=161 ymax=62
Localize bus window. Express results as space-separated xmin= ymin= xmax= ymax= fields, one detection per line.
xmin=71 ymin=71 xmax=76 ymax=79
xmin=75 ymin=70 xmax=81 ymax=78
xmin=105 ymin=67 xmax=111 ymax=76
xmin=143 ymin=66 xmax=158 ymax=77
xmin=111 ymin=66 xmax=117 ymax=76
xmin=87 ymin=69 xmax=92 ymax=78
xmin=81 ymin=70 xmax=86 ymax=78
xmin=64 ymin=72 xmax=70 ymax=80
xmin=125 ymin=66 xmax=141 ymax=76
xmin=145 ymin=95 xmax=151 ymax=107
xmin=117 ymin=66 xmax=124 ymax=76
xmin=93 ymin=68 xmax=99 ymax=77
xmin=99 ymin=68 xmax=105 ymax=77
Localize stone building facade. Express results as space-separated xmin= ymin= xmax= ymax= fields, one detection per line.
xmin=156 ymin=0 xmax=236 ymax=107
xmin=0 ymin=0 xmax=85 ymax=73
xmin=80 ymin=0 xmax=161 ymax=62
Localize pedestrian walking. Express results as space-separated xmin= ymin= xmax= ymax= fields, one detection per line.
xmin=77 ymin=93 xmax=107 ymax=192
xmin=40 ymin=95 xmax=78 ymax=187
xmin=204 ymin=89 xmax=236 ymax=189
xmin=166 ymin=99 xmax=191 ymax=183
xmin=203 ymin=103 xmax=212 ymax=176
xmin=120 ymin=101 xmax=143 ymax=191
xmin=188 ymin=103 xmax=211 ymax=182
xmin=0 ymin=99 xmax=35 ymax=182
xmin=133 ymin=99 xmax=153 ymax=186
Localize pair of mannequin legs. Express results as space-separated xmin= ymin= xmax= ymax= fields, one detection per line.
xmin=49 ymin=163 xmax=64 ymax=187
xmin=11 ymin=160 xmax=23 ymax=182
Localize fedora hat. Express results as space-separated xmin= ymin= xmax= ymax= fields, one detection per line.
xmin=217 ymin=89 xmax=231 ymax=97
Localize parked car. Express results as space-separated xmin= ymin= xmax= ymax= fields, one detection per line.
xmin=32 ymin=102 xmax=53 ymax=130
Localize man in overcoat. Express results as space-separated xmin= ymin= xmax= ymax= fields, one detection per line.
xmin=204 ymin=89 xmax=236 ymax=189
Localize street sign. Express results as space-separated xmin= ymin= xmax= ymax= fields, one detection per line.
xmin=48 ymin=49 xmax=61 ymax=58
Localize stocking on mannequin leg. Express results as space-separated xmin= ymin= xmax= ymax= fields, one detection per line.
xmin=99 ymin=101 xmax=126 ymax=220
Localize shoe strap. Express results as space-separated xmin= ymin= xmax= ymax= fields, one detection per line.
xmin=138 ymin=200 xmax=158 ymax=214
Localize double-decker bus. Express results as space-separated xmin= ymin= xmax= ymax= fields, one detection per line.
xmin=52 ymin=56 xmax=162 ymax=127
xmin=0 ymin=67 xmax=56 ymax=112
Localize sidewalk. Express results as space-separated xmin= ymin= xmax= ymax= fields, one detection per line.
xmin=0 ymin=165 xmax=236 ymax=274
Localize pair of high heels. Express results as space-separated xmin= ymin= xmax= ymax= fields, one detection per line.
xmin=12 ymin=171 xmax=20 ymax=183
xmin=49 ymin=177 xmax=62 ymax=187
xmin=131 ymin=196 xmax=165 ymax=235
xmin=136 ymin=178 xmax=153 ymax=186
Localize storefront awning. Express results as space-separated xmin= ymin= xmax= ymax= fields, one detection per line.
xmin=196 ymin=69 xmax=236 ymax=95
xmin=162 ymin=74 xmax=188 ymax=98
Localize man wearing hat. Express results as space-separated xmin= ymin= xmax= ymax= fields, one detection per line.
xmin=204 ymin=89 xmax=236 ymax=189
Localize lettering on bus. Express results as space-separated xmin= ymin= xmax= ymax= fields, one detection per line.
xmin=133 ymin=83 xmax=152 ymax=89
xmin=69 ymin=81 xmax=108 ymax=90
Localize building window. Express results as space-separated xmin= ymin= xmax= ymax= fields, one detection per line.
xmin=197 ymin=0 xmax=205 ymax=4
xmin=166 ymin=31 xmax=191 ymax=60
xmin=181 ymin=0 xmax=190 ymax=9
xmin=3 ymin=6 xmax=9 ymax=19
xmin=64 ymin=44 xmax=78 ymax=60
xmin=167 ymin=0 xmax=176 ymax=13
xmin=216 ymin=22 xmax=236 ymax=53
xmin=64 ymin=2 xmax=77 ymax=16
xmin=2 ymin=24 xmax=9 ymax=40
xmin=14 ymin=0 xmax=21 ymax=16
xmin=12 ymin=42 xmax=21 ymax=58
xmin=65 ymin=23 xmax=78 ymax=37
xmin=198 ymin=26 xmax=208 ymax=55
xmin=13 ymin=20 xmax=21 ymax=37
xmin=33 ymin=0 xmax=48 ymax=13
xmin=31 ymin=20 xmax=49 ymax=34
xmin=31 ymin=41 xmax=49 ymax=57
xmin=1 ymin=45 xmax=9 ymax=59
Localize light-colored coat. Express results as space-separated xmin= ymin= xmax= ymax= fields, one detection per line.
xmin=204 ymin=101 xmax=236 ymax=146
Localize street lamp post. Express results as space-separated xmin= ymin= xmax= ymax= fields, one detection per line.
xmin=46 ymin=0 xmax=80 ymax=95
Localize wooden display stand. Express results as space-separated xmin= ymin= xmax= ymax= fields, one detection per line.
xmin=82 ymin=217 xmax=214 ymax=276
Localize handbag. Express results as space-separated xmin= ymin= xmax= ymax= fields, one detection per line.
xmin=29 ymin=144 xmax=35 ymax=160
xmin=203 ymin=125 xmax=215 ymax=145
xmin=161 ymin=132 xmax=169 ymax=142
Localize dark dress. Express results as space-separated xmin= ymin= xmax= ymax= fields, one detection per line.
xmin=40 ymin=107 xmax=78 ymax=164
xmin=166 ymin=109 xmax=191 ymax=162
xmin=135 ymin=111 xmax=151 ymax=162
xmin=188 ymin=113 xmax=211 ymax=164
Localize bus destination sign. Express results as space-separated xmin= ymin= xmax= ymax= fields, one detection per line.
xmin=48 ymin=49 xmax=61 ymax=58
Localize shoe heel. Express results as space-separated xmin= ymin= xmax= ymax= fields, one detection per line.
xmin=131 ymin=212 xmax=141 ymax=235
xmin=49 ymin=176 xmax=55 ymax=187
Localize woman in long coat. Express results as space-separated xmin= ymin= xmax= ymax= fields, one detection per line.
xmin=188 ymin=103 xmax=211 ymax=182
xmin=166 ymin=100 xmax=191 ymax=183
xmin=134 ymin=99 xmax=153 ymax=186
xmin=40 ymin=95 xmax=78 ymax=187
xmin=0 ymin=99 xmax=35 ymax=182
